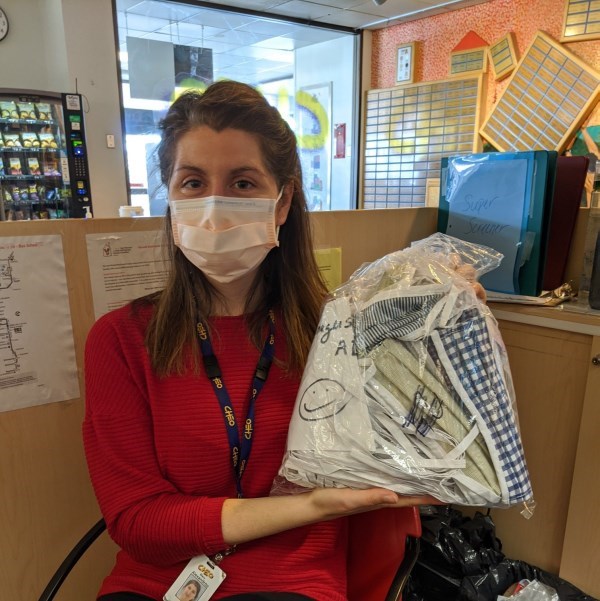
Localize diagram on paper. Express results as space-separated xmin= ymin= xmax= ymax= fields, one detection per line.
xmin=0 ymin=252 xmax=15 ymax=289
xmin=0 ymin=251 xmax=29 ymax=381
xmin=0 ymin=318 xmax=20 ymax=374
xmin=0 ymin=235 xmax=81 ymax=412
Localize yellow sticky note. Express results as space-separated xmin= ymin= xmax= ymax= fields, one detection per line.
xmin=314 ymin=247 xmax=342 ymax=292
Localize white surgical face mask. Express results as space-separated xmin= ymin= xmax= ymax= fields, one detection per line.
xmin=169 ymin=190 xmax=283 ymax=283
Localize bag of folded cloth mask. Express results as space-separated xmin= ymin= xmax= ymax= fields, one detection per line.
xmin=275 ymin=232 xmax=535 ymax=515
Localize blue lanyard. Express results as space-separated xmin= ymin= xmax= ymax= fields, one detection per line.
xmin=196 ymin=310 xmax=275 ymax=498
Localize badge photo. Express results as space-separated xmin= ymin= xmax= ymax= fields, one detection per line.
xmin=163 ymin=554 xmax=226 ymax=601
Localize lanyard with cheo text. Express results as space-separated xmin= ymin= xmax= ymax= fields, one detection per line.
xmin=196 ymin=310 xmax=275 ymax=500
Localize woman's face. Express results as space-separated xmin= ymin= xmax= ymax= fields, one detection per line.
xmin=178 ymin=581 xmax=200 ymax=601
xmin=168 ymin=125 xmax=291 ymax=226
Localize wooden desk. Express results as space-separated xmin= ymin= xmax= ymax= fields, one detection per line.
xmin=480 ymin=302 xmax=600 ymax=597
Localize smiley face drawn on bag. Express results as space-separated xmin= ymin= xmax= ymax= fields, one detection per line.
xmin=299 ymin=378 xmax=351 ymax=421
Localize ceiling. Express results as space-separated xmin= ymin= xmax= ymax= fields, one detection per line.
xmin=117 ymin=0 xmax=490 ymax=91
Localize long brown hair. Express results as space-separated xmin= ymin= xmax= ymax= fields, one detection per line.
xmin=143 ymin=81 xmax=328 ymax=376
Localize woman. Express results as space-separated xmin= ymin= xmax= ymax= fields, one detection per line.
xmin=83 ymin=80 xmax=438 ymax=601
xmin=176 ymin=580 xmax=202 ymax=601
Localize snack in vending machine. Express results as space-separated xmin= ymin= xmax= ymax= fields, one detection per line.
xmin=35 ymin=103 xmax=52 ymax=120
xmin=28 ymin=183 xmax=40 ymax=202
xmin=21 ymin=132 xmax=40 ymax=148
xmin=27 ymin=157 xmax=41 ymax=175
xmin=16 ymin=102 xmax=36 ymax=119
xmin=3 ymin=133 xmax=22 ymax=147
xmin=8 ymin=157 xmax=22 ymax=175
xmin=8 ymin=185 xmax=19 ymax=203
xmin=38 ymin=132 xmax=58 ymax=149
xmin=42 ymin=156 xmax=60 ymax=176
xmin=0 ymin=101 xmax=18 ymax=119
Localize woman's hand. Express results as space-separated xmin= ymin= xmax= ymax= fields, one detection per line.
xmin=448 ymin=255 xmax=487 ymax=303
xmin=454 ymin=264 xmax=487 ymax=303
xmin=471 ymin=281 xmax=487 ymax=303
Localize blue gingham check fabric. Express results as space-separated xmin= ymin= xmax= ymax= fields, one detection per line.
xmin=430 ymin=308 xmax=532 ymax=503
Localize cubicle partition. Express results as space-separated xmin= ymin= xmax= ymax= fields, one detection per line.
xmin=0 ymin=208 xmax=598 ymax=600
xmin=0 ymin=209 xmax=436 ymax=600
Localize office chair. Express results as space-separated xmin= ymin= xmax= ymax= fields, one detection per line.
xmin=37 ymin=518 xmax=107 ymax=601
xmin=347 ymin=507 xmax=422 ymax=601
xmin=38 ymin=507 xmax=421 ymax=601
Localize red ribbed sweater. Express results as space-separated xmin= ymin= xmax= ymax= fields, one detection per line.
xmin=83 ymin=303 xmax=347 ymax=601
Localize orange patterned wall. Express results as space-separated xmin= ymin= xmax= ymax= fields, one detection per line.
xmin=371 ymin=0 xmax=600 ymax=115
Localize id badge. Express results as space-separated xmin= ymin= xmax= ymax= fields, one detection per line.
xmin=163 ymin=554 xmax=226 ymax=601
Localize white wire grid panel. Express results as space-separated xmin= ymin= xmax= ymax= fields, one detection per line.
xmin=363 ymin=76 xmax=482 ymax=209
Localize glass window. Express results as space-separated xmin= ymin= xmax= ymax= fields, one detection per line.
xmin=114 ymin=0 xmax=360 ymax=216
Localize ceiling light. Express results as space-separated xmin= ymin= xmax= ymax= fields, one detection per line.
xmin=373 ymin=0 xmax=387 ymax=4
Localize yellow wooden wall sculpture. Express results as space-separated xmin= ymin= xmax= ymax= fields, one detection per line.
xmin=480 ymin=30 xmax=600 ymax=153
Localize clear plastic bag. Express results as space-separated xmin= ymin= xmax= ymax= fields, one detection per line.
xmin=498 ymin=580 xmax=560 ymax=601
xmin=276 ymin=233 xmax=535 ymax=513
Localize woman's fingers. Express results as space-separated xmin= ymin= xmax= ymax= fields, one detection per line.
xmin=472 ymin=282 xmax=487 ymax=302
xmin=449 ymin=261 xmax=487 ymax=302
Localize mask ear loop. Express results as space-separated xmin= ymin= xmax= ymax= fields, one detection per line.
xmin=275 ymin=187 xmax=285 ymax=239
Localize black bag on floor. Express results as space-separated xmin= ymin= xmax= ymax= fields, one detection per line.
xmin=460 ymin=559 xmax=597 ymax=601
xmin=405 ymin=506 xmax=598 ymax=601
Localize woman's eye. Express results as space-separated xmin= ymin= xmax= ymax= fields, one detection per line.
xmin=182 ymin=179 xmax=202 ymax=189
xmin=234 ymin=179 xmax=254 ymax=190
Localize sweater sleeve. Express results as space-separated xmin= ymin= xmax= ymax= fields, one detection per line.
xmin=82 ymin=310 xmax=227 ymax=566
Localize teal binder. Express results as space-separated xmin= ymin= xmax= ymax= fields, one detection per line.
xmin=438 ymin=151 xmax=555 ymax=295
xmin=519 ymin=150 xmax=557 ymax=295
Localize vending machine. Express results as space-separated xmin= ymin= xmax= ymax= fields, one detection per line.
xmin=0 ymin=90 xmax=92 ymax=220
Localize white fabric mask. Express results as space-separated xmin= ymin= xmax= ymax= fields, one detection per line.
xmin=169 ymin=191 xmax=282 ymax=283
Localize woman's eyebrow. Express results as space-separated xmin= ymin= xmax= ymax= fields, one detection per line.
xmin=230 ymin=166 xmax=266 ymax=177
xmin=172 ymin=165 xmax=265 ymax=176
xmin=173 ymin=164 xmax=206 ymax=174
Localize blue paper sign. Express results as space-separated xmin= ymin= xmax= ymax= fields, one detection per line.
xmin=445 ymin=155 xmax=531 ymax=293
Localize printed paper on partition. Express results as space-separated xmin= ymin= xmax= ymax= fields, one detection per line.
xmin=86 ymin=230 xmax=169 ymax=320
xmin=0 ymin=235 xmax=80 ymax=412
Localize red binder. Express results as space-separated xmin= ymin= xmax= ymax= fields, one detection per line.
xmin=542 ymin=155 xmax=588 ymax=291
